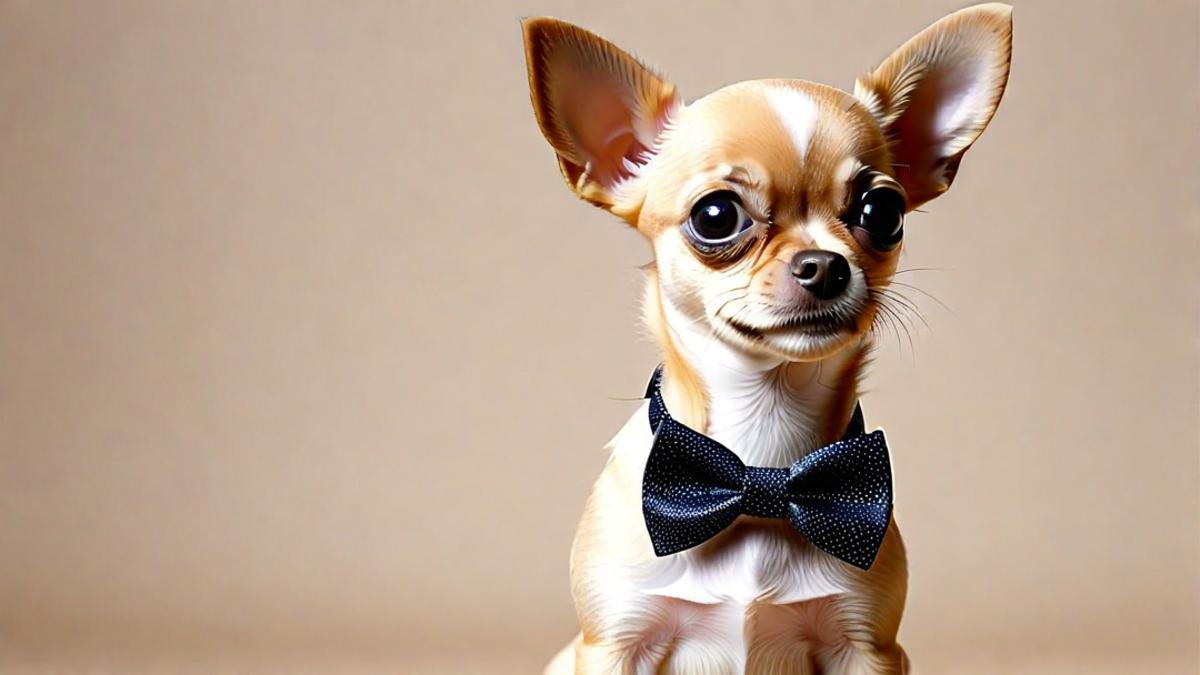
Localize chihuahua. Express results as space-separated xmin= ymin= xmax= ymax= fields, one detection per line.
xmin=521 ymin=4 xmax=1012 ymax=674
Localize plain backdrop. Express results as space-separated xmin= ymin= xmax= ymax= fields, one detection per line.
xmin=1 ymin=1 xmax=1197 ymax=673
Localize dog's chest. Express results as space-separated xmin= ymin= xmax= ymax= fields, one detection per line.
xmin=614 ymin=384 xmax=860 ymax=666
xmin=641 ymin=517 xmax=854 ymax=606
xmin=639 ymin=387 xmax=855 ymax=606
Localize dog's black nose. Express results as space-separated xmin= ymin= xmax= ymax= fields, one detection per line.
xmin=790 ymin=250 xmax=852 ymax=300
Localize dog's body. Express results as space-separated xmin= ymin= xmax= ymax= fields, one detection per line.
xmin=549 ymin=338 xmax=908 ymax=674
xmin=522 ymin=6 xmax=1012 ymax=674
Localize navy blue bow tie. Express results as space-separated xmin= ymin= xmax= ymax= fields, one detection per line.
xmin=641 ymin=366 xmax=894 ymax=570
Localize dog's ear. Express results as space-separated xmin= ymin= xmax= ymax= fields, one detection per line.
xmin=854 ymin=3 xmax=1013 ymax=210
xmin=521 ymin=18 xmax=681 ymax=214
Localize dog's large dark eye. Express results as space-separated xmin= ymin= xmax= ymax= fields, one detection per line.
xmin=844 ymin=183 xmax=906 ymax=252
xmin=686 ymin=191 xmax=753 ymax=245
xmin=860 ymin=187 xmax=905 ymax=240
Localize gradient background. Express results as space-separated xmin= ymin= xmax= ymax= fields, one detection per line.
xmin=1 ymin=1 xmax=1197 ymax=673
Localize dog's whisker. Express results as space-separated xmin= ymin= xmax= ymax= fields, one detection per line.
xmin=871 ymin=303 xmax=906 ymax=355
xmin=870 ymin=287 xmax=924 ymax=358
xmin=877 ymin=290 xmax=932 ymax=334
xmin=876 ymin=285 xmax=929 ymax=320
xmin=887 ymin=281 xmax=955 ymax=316
xmin=882 ymin=302 xmax=918 ymax=358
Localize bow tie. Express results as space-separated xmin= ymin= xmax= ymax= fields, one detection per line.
xmin=640 ymin=366 xmax=894 ymax=570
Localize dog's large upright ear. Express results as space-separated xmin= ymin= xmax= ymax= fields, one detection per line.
xmin=521 ymin=18 xmax=681 ymax=214
xmin=854 ymin=3 xmax=1013 ymax=210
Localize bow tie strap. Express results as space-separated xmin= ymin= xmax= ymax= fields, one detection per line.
xmin=643 ymin=365 xmax=866 ymax=442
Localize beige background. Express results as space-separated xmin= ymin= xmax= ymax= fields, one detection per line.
xmin=1 ymin=1 xmax=1197 ymax=673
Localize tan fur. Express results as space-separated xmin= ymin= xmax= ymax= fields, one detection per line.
xmin=644 ymin=269 xmax=709 ymax=432
xmin=522 ymin=5 xmax=1013 ymax=674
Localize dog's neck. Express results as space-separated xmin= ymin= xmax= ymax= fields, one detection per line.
xmin=656 ymin=292 xmax=867 ymax=468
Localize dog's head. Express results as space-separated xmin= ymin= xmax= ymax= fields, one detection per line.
xmin=521 ymin=4 xmax=1012 ymax=363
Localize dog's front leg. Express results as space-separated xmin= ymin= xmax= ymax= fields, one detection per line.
xmin=816 ymin=640 xmax=909 ymax=675
xmin=574 ymin=638 xmax=640 ymax=675
xmin=574 ymin=632 xmax=690 ymax=675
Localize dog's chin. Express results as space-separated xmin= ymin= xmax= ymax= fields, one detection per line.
xmin=715 ymin=315 xmax=862 ymax=362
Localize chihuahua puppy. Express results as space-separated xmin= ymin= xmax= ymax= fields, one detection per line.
xmin=521 ymin=4 xmax=1012 ymax=674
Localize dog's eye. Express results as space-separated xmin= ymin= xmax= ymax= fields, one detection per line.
xmin=860 ymin=187 xmax=904 ymax=240
xmin=845 ymin=183 xmax=905 ymax=252
xmin=686 ymin=191 xmax=753 ymax=245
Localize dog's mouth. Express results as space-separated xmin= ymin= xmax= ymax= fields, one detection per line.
xmin=724 ymin=311 xmax=856 ymax=341
xmin=720 ymin=310 xmax=863 ymax=361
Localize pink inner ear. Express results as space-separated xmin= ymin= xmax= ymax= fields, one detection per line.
xmin=932 ymin=64 xmax=985 ymax=141
xmin=891 ymin=58 xmax=993 ymax=190
xmin=556 ymin=73 xmax=666 ymax=188
xmin=891 ymin=84 xmax=942 ymax=183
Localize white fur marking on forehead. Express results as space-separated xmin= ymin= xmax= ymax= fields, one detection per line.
xmin=766 ymin=87 xmax=819 ymax=162
xmin=835 ymin=157 xmax=862 ymax=186
xmin=803 ymin=220 xmax=855 ymax=260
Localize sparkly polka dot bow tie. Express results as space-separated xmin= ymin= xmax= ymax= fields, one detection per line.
xmin=641 ymin=366 xmax=894 ymax=571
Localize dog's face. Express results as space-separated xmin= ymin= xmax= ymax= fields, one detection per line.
xmin=522 ymin=4 xmax=1012 ymax=363
xmin=638 ymin=81 xmax=905 ymax=361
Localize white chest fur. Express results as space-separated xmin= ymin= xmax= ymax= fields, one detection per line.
xmin=617 ymin=379 xmax=858 ymax=608
xmin=615 ymin=298 xmax=864 ymax=608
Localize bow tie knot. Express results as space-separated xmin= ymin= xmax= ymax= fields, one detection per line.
xmin=742 ymin=466 xmax=790 ymax=519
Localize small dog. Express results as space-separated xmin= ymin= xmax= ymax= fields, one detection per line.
xmin=521 ymin=4 xmax=1012 ymax=673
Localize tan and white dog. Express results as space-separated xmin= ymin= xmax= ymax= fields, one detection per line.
xmin=521 ymin=5 xmax=1012 ymax=673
